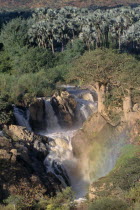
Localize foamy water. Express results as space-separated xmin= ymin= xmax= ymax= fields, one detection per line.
xmin=14 ymin=86 xmax=98 ymax=199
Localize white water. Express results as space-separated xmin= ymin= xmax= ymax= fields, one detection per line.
xmin=43 ymin=87 xmax=97 ymax=198
xmin=44 ymin=128 xmax=90 ymax=198
xmin=13 ymin=87 xmax=98 ymax=199
xmin=76 ymin=98 xmax=97 ymax=122
xmin=13 ymin=106 xmax=32 ymax=131
xmin=0 ymin=130 xmax=3 ymax=136
xmin=13 ymin=86 xmax=128 ymax=202
xmin=44 ymin=100 xmax=61 ymax=132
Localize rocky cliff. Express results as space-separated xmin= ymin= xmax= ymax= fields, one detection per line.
xmin=51 ymin=91 xmax=77 ymax=128
xmin=0 ymin=125 xmax=65 ymax=205
xmin=70 ymin=100 xmax=140 ymax=209
xmin=29 ymin=99 xmax=46 ymax=131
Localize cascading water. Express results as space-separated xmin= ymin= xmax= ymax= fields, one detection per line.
xmin=13 ymin=106 xmax=32 ymax=131
xmin=13 ymin=86 xmax=128 ymax=201
xmin=76 ymin=98 xmax=97 ymax=122
xmin=44 ymin=100 xmax=61 ymax=133
xmin=43 ymin=87 xmax=98 ymax=198
xmin=13 ymin=87 xmax=98 ymax=199
xmin=0 ymin=130 xmax=3 ymax=136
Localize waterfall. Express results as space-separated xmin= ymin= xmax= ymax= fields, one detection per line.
xmin=44 ymin=129 xmax=89 ymax=198
xmin=76 ymin=98 xmax=97 ymax=122
xmin=43 ymin=88 xmax=98 ymax=198
xmin=13 ymin=106 xmax=32 ymax=131
xmin=13 ymin=87 xmax=98 ymax=199
xmin=44 ymin=131 xmax=76 ymax=187
xmin=44 ymin=100 xmax=60 ymax=133
xmin=0 ymin=130 xmax=3 ymax=136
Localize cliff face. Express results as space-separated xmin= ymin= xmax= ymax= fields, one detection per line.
xmin=71 ymin=102 xmax=140 ymax=208
xmin=51 ymin=91 xmax=77 ymax=128
xmin=29 ymin=99 xmax=46 ymax=131
xmin=0 ymin=126 xmax=64 ymax=205
xmin=0 ymin=87 xmax=140 ymax=208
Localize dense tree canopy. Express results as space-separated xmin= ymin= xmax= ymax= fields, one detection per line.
xmin=26 ymin=6 xmax=140 ymax=53
xmin=0 ymin=6 xmax=140 ymax=107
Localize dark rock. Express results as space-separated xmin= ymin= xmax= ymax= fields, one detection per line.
xmin=29 ymin=99 xmax=46 ymax=131
xmin=51 ymin=91 xmax=77 ymax=128
xmin=0 ymin=125 xmax=65 ymax=204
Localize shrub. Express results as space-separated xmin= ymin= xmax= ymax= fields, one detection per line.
xmin=3 ymin=194 xmax=26 ymax=209
xmin=126 ymin=183 xmax=140 ymax=206
xmin=36 ymin=187 xmax=75 ymax=210
xmin=0 ymin=97 xmax=13 ymax=125
xmin=88 ymin=197 xmax=128 ymax=210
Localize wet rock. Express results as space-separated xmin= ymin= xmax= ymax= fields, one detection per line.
xmin=54 ymin=138 xmax=69 ymax=150
xmin=0 ymin=126 xmax=65 ymax=203
xmin=80 ymin=92 xmax=94 ymax=102
xmin=29 ymin=99 xmax=46 ymax=131
xmin=51 ymin=91 xmax=77 ymax=128
xmin=6 ymin=125 xmax=34 ymax=141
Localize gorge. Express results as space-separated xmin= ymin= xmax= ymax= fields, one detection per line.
xmin=0 ymin=4 xmax=140 ymax=209
xmin=12 ymin=86 xmax=126 ymax=200
xmin=0 ymin=83 xmax=140 ymax=210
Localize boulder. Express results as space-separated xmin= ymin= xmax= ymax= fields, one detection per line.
xmin=80 ymin=92 xmax=94 ymax=102
xmin=55 ymin=138 xmax=69 ymax=150
xmin=51 ymin=91 xmax=77 ymax=128
xmin=7 ymin=125 xmax=34 ymax=141
xmin=0 ymin=149 xmax=11 ymax=160
xmin=4 ymin=125 xmax=49 ymax=157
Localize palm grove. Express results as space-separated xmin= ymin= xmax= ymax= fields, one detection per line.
xmin=0 ymin=5 xmax=140 ymax=125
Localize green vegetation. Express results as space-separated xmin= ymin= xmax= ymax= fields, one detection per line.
xmin=36 ymin=187 xmax=75 ymax=210
xmin=68 ymin=48 xmax=140 ymax=116
xmin=0 ymin=188 xmax=74 ymax=210
xmin=27 ymin=6 xmax=140 ymax=53
xmin=0 ymin=5 xmax=140 ymax=210
xmin=89 ymin=197 xmax=128 ymax=210
xmin=3 ymin=195 xmax=25 ymax=210
xmin=89 ymin=144 xmax=140 ymax=209
xmin=0 ymin=97 xmax=13 ymax=125
xmin=0 ymin=6 xmax=140 ymax=108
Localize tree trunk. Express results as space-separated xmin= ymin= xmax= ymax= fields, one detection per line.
xmin=95 ymin=82 xmax=106 ymax=113
xmin=123 ymin=89 xmax=132 ymax=119
xmin=51 ymin=41 xmax=55 ymax=54
xmin=118 ymin=30 xmax=121 ymax=51
xmin=61 ymin=41 xmax=64 ymax=52
xmin=72 ymin=29 xmax=75 ymax=39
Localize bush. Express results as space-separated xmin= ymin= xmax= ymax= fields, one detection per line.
xmin=36 ymin=187 xmax=75 ymax=210
xmin=0 ymin=50 xmax=12 ymax=73
xmin=0 ymin=71 xmax=55 ymax=104
xmin=89 ymin=197 xmax=128 ymax=210
xmin=0 ymin=97 xmax=13 ymax=125
xmin=13 ymin=47 xmax=55 ymax=74
xmin=0 ymin=204 xmax=15 ymax=210
xmin=126 ymin=183 xmax=140 ymax=208
xmin=57 ymin=39 xmax=86 ymax=64
xmin=3 ymin=194 xmax=26 ymax=209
